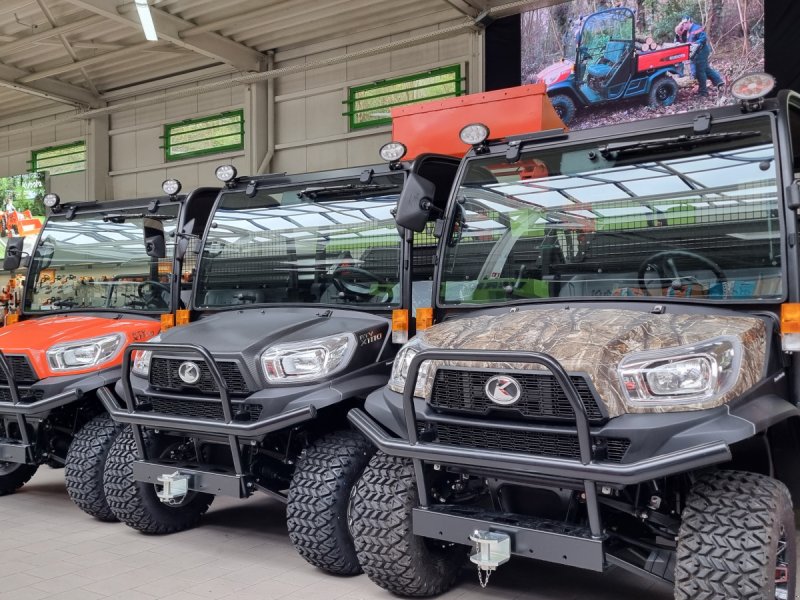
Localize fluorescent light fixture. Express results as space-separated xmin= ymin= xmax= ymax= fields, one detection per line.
xmin=134 ymin=0 xmax=158 ymax=41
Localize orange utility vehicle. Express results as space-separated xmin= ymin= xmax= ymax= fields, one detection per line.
xmin=0 ymin=182 xmax=216 ymax=522
xmin=1 ymin=208 xmax=42 ymax=238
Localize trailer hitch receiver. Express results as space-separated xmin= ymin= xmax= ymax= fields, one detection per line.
xmin=156 ymin=471 xmax=189 ymax=505
xmin=469 ymin=530 xmax=510 ymax=588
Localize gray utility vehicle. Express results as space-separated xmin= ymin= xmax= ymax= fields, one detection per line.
xmin=348 ymin=74 xmax=799 ymax=599
xmin=98 ymin=156 xmax=458 ymax=575
xmin=0 ymin=184 xmax=216 ymax=522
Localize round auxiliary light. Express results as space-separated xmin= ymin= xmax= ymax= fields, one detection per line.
xmin=379 ymin=141 xmax=407 ymax=163
xmin=161 ymin=179 xmax=182 ymax=196
xmin=730 ymin=72 xmax=776 ymax=101
xmin=215 ymin=165 xmax=238 ymax=183
xmin=42 ymin=193 xmax=60 ymax=209
xmin=460 ymin=123 xmax=490 ymax=146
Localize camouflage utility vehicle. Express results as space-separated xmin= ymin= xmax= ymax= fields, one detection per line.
xmin=0 ymin=183 xmax=216 ymax=521
xmin=99 ymin=156 xmax=458 ymax=575
xmin=347 ymin=74 xmax=799 ymax=599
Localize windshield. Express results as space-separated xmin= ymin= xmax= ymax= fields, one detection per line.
xmin=439 ymin=117 xmax=781 ymax=305
xmin=24 ymin=204 xmax=179 ymax=314
xmin=196 ymin=174 xmax=408 ymax=308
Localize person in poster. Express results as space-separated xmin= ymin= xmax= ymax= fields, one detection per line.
xmin=675 ymin=16 xmax=725 ymax=97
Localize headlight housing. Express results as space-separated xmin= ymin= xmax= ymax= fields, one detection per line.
xmin=388 ymin=337 xmax=433 ymax=398
xmin=618 ymin=336 xmax=742 ymax=407
xmin=131 ymin=335 xmax=161 ymax=377
xmin=261 ymin=333 xmax=355 ymax=383
xmin=46 ymin=334 xmax=125 ymax=372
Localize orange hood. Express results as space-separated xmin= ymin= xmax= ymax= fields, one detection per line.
xmin=0 ymin=315 xmax=160 ymax=378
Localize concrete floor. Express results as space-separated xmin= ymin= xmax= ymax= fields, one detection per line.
xmin=0 ymin=466 xmax=788 ymax=600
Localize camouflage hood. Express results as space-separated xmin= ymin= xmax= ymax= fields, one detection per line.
xmin=416 ymin=307 xmax=767 ymax=416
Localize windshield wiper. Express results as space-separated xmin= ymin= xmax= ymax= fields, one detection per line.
xmin=102 ymin=213 xmax=176 ymax=223
xmin=599 ymin=131 xmax=762 ymax=159
xmin=298 ymin=183 xmax=400 ymax=200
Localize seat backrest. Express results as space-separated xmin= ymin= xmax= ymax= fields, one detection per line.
xmin=604 ymin=41 xmax=627 ymax=64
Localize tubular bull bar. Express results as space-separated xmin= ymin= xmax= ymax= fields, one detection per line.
xmin=348 ymin=349 xmax=732 ymax=574
xmin=0 ymin=350 xmax=83 ymax=465
xmin=98 ymin=342 xmax=317 ymax=499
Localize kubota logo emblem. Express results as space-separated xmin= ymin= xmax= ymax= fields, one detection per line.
xmin=178 ymin=361 xmax=201 ymax=385
xmin=484 ymin=375 xmax=521 ymax=406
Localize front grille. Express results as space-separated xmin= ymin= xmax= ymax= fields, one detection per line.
xmin=430 ymin=369 xmax=604 ymax=423
xmin=142 ymin=397 xmax=261 ymax=422
xmin=150 ymin=358 xmax=250 ymax=396
xmin=426 ymin=422 xmax=629 ymax=463
xmin=0 ymin=387 xmax=44 ymax=404
xmin=0 ymin=356 xmax=38 ymax=384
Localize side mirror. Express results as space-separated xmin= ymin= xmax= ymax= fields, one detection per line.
xmin=143 ymin=217 xmax=166 ymax=258
xmin=395 ymin=173 xmax=436 ymax=233
xmin=3 ymin=237 xmax=25 ymax=270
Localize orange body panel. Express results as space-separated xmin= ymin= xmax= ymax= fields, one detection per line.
xmin=392 ymin=83 xmax=566 ymax=160
xmin=0 ymin=315 xmax=160 ymax=378
xmin=636 ymin=44 xmax=690 ymax=72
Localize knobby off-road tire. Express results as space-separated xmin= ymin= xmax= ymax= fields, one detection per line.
xmin=0 ymin=462 xmax=37 ymax=495
xmin=287 ymin=430 xmax=375 ymax=576
xmin=349 ymin=452 xmax=464 ymax=597
xmin=648 ymin=77 xmax=678 ymax=108
xmin=675 ymin=470 xmax=796 ymax=600
xmin=64 ymin=414 xmax=124 ymax=521
xmin=104 ymin=427 xmax=213 ymax=534
xmin=549 ymin=93 xmax=577 ymax=125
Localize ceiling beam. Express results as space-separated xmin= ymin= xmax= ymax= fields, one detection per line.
xmin=0 ymin=63 xmax=99 ymax=108
xmin=441 ymin=0 xmax=480 ymax=18
xmin=0 ymin=15 xmax=107 ymax=58
xmin=35 ymin=0 xmax=100 ymax=96
xmin=18 ymin=41 xmax=170 ymax=83
xmin=61 ymin=0 xmax=266 ymax=72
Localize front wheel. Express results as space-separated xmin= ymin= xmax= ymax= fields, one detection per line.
xmin=287 ymin=430 xmax=375 ymax=575
xmin=675 ymin=470 xmax=796 ymax=600
xmin=0 ymin=462 xmax=37 ymax=495
xmin=349 ymin=452 xmax=464 ymax=597
xmin=648 ymin=77 xmax=678 ymax=107
xmin=64 ymin=414 xmax=124 ymax=521
xmin=549 ymin=93 xmax=577 ymax=125
xmin=103 ymin=427 xmax=214 ymax=534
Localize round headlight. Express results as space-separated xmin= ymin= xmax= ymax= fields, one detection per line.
xmin=215 ymin=165 xmax=237 ymax=183
xmin=161 ymin=179 xmax=182 ymax=196
xmin=459 ymin=123 xmax=490 ymax=146
xmin=379 ymin=141 xmax=407 ymax=162
xmin=730 ymin=72 xmax=776 ymax=101
xmin=43 ymin=193 xmax=60 ymax=209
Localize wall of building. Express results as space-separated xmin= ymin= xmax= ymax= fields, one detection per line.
xmin=0 ymin=19 xmax=480 ymax=202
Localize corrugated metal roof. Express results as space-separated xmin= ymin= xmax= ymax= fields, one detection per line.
xmin=0 ymin=0 xmax=537 ymax=120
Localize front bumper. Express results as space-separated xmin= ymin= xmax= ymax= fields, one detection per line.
xmin=0 ymin=351 xmax=120 ymax=464
xmin=349 ymin=348 xmax=753 ymax=565
xmin=99 ymin=342 xmax=386 ymax=499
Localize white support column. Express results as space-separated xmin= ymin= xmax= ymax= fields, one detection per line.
xmin=244 ymin=79 xmax=268 ymax=176
xmin=87 ymin=113 xmax=110 ymax=200
xmin=469 ymin=26 xmax=485 ymax=92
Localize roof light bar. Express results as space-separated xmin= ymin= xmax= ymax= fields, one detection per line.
xmin=134 ymin=0 xmax=158 ymax=42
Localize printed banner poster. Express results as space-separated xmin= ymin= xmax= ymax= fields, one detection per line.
xmin=522 ymin=0 xmax=765 ymax=130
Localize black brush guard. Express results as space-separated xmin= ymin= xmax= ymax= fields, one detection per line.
xmin=0 ymin=350 xmax=83 ymax=464
xmin=97 ymin=343 xmax=316 ymax=499
xmin=348 ymin=349 xmax=732 ymax=577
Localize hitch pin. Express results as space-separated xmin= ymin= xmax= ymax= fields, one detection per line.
xmin=469 ymin=530 xmax=510 ymax=588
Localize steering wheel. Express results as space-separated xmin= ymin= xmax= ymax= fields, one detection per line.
xmin=637 ymin=250 xmax=727 ymax=297
xmin=137 ymin=281 xmax=170 ymax=309
xmin=330 ymin=266 xmax=390 ymax=301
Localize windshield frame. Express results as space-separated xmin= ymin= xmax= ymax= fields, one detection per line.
xmin=433 ymin=109 xmax=787 ymax=310
xmin=20 ymin=198 xmax=185 ymax=318
xmin=190 ymin=169 xmax=411 ymax=314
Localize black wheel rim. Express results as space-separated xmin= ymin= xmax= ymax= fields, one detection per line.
xmin=656 ymin=85 xmax=672 ymax=103
xmin=775 ymin=525 xmax=789 ymax=600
